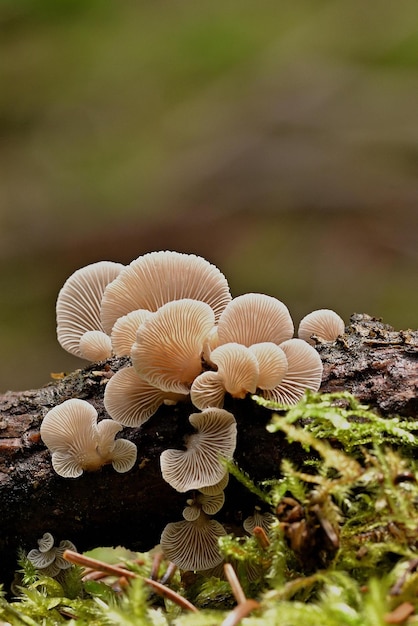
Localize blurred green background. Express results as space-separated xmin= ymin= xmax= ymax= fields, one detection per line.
xmin=0 ymin=0 xmax=417 ymax=392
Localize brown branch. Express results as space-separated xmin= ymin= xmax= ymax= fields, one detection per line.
xmin=0 ymin=314 xmax=416 ymax=588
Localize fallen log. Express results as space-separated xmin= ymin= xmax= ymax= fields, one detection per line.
xmin=0 ymin=313 xmax=416 ymax=586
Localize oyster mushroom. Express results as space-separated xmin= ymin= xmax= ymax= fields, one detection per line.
xmin=131 ymin=299 xmax=215 ymax=394
xmin=261 ymin=338 xmax=323 ymax=405
xmin=160 ymin=511 xmax=226 ymax=571
xmin=160 ymin=408 xmax=237 ymax=492
xmin=40 ymin=398 xmax=137 ymax=477
xmin=183 ymin=491 xmax=225 ymax=521
xmin=110 ymin=309 xmax=152 ymax=356
xmin=56 ymin=260 xmax=124 ymax=360
xmin=27 ymin=533 xmax=77 ymax=577
xmin=216 ymin=293 xmax=294 ymax=347
xmin=104 ymin=366 xmax=188 ymax=427
xmin=100 ymin=250 xmax=232 ymax=333
xmin=298 ymin=309 xmax=345 ymax=345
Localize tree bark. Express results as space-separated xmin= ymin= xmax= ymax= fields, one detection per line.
xmin=0 ymin=313 xmax=417 ymax=586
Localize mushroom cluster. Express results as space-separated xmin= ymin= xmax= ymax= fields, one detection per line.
xmin=43 ymin=250 xmax=345 ymax=572
xmin=27 ymin=533 xmax=76 ymax=578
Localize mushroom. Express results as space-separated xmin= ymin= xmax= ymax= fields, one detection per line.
xmin=243 ymin=507 xmax=276 ymax=536
xmin=104 ymin=366 xmax=188 ymax=427
xmin=199 ymin=472 xmax=229 ymax=495
xmin=261 ymin=338 xmax=323 ymax=405
xmin=216 ymin=293 xmax=294 ymax=347
xmin=40 ymin=399 xmax=137 ymax=477
xmin=131 ymin=299 xmax=215 ymax=394
xmin=298 ymin=309 xmax=345 ymax=345
xmin=160 ymin=408 xmax=237 ymax=492
xmin=110 ymin=309 xmax=152 ymax=356
xmin=56 ymin=260 xmax=124 ymax=360
xmin=183 ymin=491 xmax=225 ymax=521
xmin=27 ymin=533 xmax=77 ymax=577
xmin=249 ymin=342 xmax=288 ymax=390
xmin=100 ymin=250 xmax=232 ymax=334
xmin=160 ymin=511 xmax=226 ymax=571
xmin=78 ymin=330 xmax=113 ymax=362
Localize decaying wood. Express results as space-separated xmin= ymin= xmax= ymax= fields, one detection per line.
xmin=0 ymin=314 xmax=417 ymax=586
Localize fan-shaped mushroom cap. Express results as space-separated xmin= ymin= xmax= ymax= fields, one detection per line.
xmin=100 ymin=250 xmax=231 ymax=334
xmin=262 ymin=338 xmax=323 ymax=405
xmin=298 ymin=309 xmax=345 ymax=345
xmin=160 ymin=408 xmax=237 ymax=492
xmin=78 ymin=330 xmax=113 ymax=361
xmin=249 ymin=342 xmax=288 ymax=390
xmin=40 ymin=398 xmax=137 ymax=477
xmin=190 ymin=371 xmax=225 ymax=410
xmin=183 ymin=490 xmax=225 ymax=520
xmin=217 ymin=293 xmax=294 ymax=347
xmin=104 ymin=366 xmax=187 ymax=427
xmin=160 ymin=512 xmax=226 ymax=571
xmin=37 ymin=532 xmax=54 ymax=553
xmin=110 ymin=309 xmax=152 ymax=356
xmin=243 ymin=508 xmax=276 ymax=535
xmin=56 ymin=261 xmax=124 ymax=358
xmin=27 ymin=535 xmax=77 ymax=576
xmin=199 ymin=471 xmax=229 ymax=495
xmin=131 ymin=299 xmax=215 ymax=394
xmin=210 ymin=343 xmax=259 ymax=399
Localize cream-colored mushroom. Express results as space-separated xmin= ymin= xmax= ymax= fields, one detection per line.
xmin=40 ymin=398 xmax=137 ymax=477
xmin=160 ymin=511 xmax=226 ymax=571
xmin=56 ymin=260 xmax=124 ymax=360
xmin=78 ymin=330 xmax=113 ymax=362
xmin=110 ymin=309 xmax=152 ymax=357
xmin=216 ymin=293 xmax=294 ymax=347
xmin=131 ymin=299 xmax=215 ymax=394
xmin=249 ymin=342 xmax=288 ymax=390
xmin=261 ymin=338 xmax=323 ymax=405
xmin=104 ymin=366 xmax=188 ymax=427
xmin=100 ymin=250 xmax=232 ymax=334
xmin=199 ymin=472 xmax=229 ymax=495
xmin=190 ymin=371 xmax=225 ymax=410
xmin=160 ymin=408 xmax=237 ymax=492
xmin=298 ymin=309 xmax=345 ymax=345
xmin=183 ymin=491 xmax=225 ymax=521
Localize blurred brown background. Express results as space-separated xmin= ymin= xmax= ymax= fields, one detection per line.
xmin=0 ymin=0 xmax=417 ymax=392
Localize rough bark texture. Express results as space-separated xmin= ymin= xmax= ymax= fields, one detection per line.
xmin=0 ymin=314 xmax=417 ymax=586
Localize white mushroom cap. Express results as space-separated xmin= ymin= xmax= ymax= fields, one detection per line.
xmin=298 ymin=309 xmax=345 ymax=345
xmin=160 ymin=408 xmax=237 ymax=492
xmin=104 ymin=366 xmax=187 ymax=427
xmin=262 ymin=338 xmax=323 ymax=405
xmin=190 ymin=371 xmax=226 ymax=410
xmin=78 ymin=330 xmax=113 ymax=361
xmin=160 ymin=512 xmax=226 ymax=571
xmin=131 ymin=299 xmax=215 ymax=394
xmin=249 ymin=342 xmax=288 ymax=390
xmin=100 ymin=250 xmax=232 ymax=334
xmin=40 ymin=398 xmax=137 ymax=477
xmin=183 ymin=491 xmax=225 ymax=520
xmin=56 ymin=261 xmax=124 ymax=358
xmin=110 ymin=309 xmax=152 ymax=356
xmin=217 ymin=293 xmax=294 ymax=347
xmin=210 ymin=343 xmax=259 ymax=399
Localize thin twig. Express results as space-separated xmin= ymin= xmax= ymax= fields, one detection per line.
xmin=221 ymin=599 xmax=261 ymax=626
xmin=224 ymin=563 xmax=247 ymax=605
xmin=253 ymin=526 xmax=270 ymax=549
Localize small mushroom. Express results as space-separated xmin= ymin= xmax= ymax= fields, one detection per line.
xmin=78 ymin=330 xmax=113 ymax=362
xmin=216 ymin=293 xmax=294 ymax=347
xmin=199 ymin=472 xmax=229 ymax=495
xmin=298 ymin=309 xmax=345 ymax=345
xmin=243 ymin=507 xmax=276 ymax=536
xmin=261 ymin=338 xmax=323 ymax=405
xmin=249 ymin=342 xmax=288 ymax=390
xmin=104 ymin=366 xmax=188 ymax=427
xmin=160 ymin=408 xmax=237 ymax=492
xmin=183 ymin=491 xmax=225 ymax=521
xmin=110 ymin=309 xmax=152 ymax=356
xmin=27 ymin=533 xmax=77 ymax=578
xmin=160 ymin=511 xmax=226 ymax=571
xmin=131 ymin=299 xmax=215 ymax=394
xmin=40 ymin=399 xmax=137 ymax=477
xmin=56 ymin=260 xmax=124 ymax=359
xmin=100 ymin=250 xmax=232 ymax=334
xmin=191 ymin=343 xmax=260 ymax=409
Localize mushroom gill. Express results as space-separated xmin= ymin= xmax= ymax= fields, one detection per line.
xmin=160 ymin=408 xmax=237 ymax=492
xmin=160 ymin=511 xmax=226 ymax=571
xmin=100 ymin=250 xmax=232 ymax=334
xmin=298 ymin=309 xmax=345 ymax=345
xmin=216 ymin=293 xmax=294 ymax=347
xmin=56 ymin=260 xmax=124 ymax=359
xmin=40 ymin=398 xmax=137 ymax=477
xmin=131 ymin=299 xmax=215 ymax=394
